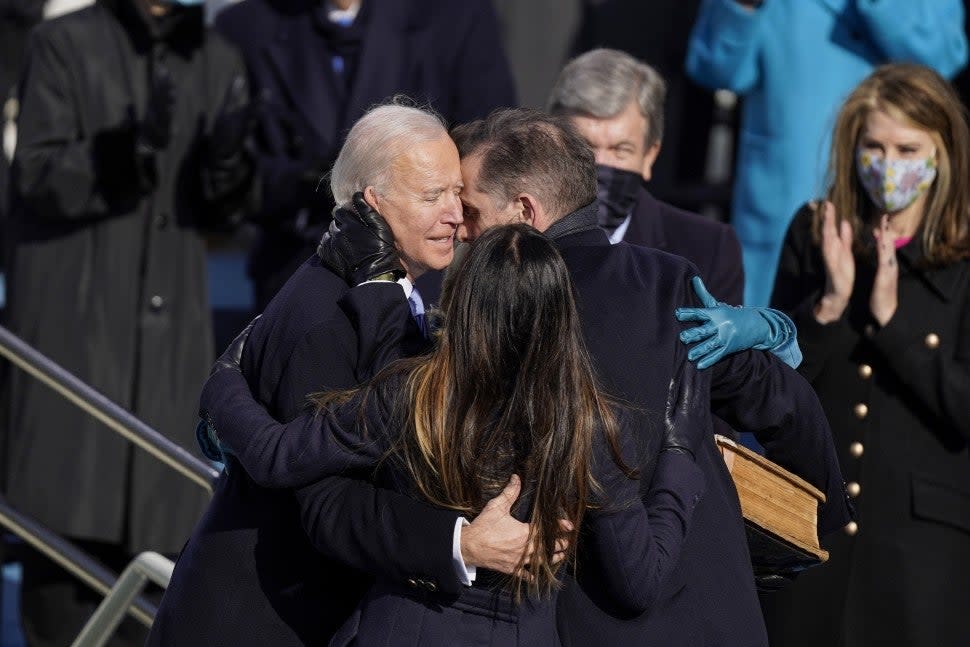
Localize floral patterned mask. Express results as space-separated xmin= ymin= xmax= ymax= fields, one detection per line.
xmin=855 ymin=148 xmax=937 ymax=213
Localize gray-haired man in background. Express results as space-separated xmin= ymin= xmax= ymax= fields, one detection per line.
xmin=549 ymin=48 xmax=745 ymax=304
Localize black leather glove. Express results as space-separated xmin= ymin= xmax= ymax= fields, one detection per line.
xmin=138 ymin=65 xmax=176 ymax=153
xmin=316 ymin=191 xmax=405 ymax=285
xmin=210 ymin=316 xmax=259 ymax=376
xmin=208 ymin=74 xmax=252 ymax=163
xmin=662 ymin=362 xmax=710 ymax=460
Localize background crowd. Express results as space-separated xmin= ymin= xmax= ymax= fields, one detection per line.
xmin=0 ymin=0 xmax=969 ymax=645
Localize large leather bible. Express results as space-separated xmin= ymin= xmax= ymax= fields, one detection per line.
xmin=715 ymin=435 xmax=828 ymax=577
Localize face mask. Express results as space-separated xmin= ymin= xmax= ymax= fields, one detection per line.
xmin=855 ymin=148 xmax=937 ymax=213
xmin=596 ymin=164 xmax=642 ymax=234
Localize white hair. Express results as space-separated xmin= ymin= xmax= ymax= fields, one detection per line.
xmin=547 ymin=48 xmax=667 ymax=148
xmin=330 ymin=101 xmax=449 ymax=206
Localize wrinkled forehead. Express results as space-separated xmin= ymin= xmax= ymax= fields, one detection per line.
xmin=387 ymin=136 xmax=462 ymax=193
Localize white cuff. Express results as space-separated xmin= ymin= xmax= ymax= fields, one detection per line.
xmin=452 ymin=517 xmax=477 ymax=586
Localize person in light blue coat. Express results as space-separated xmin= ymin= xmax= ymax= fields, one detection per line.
xmin=686 ymin=0 xmax=967 ymax=305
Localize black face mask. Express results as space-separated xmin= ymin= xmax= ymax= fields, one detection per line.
xmin=596 ymin=164 xmax=643 ymax=237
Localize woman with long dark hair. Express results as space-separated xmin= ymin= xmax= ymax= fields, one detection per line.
xmin=194 ymin=224 xmax=708 ymax=645
xmin=767 ymin=64 xmax=970 ymax=646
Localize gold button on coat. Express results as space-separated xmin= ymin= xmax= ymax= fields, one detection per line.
xmin=858 ymin=364 xmax=873 ymax=379
xmin=847 ymin=482 xmax=861 ymax=497
xmin=925 ymin=333 xmax=940 ymax=349
xmin=845 ymin=521 xmax=859 ymax=536
xmin=854 ymin=403 xmax=869 ymax=419
xmin=849 ymin=442 xmax=864 ymax=458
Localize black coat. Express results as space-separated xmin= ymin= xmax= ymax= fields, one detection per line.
xmin=543 ymin=208 xmax=848 ymax=647
xmin=3 ymin=0 xmax=251 ymax=553
xmin=215 ymin=0 xmax=517 ymax=306
xmin=149 ymin=259 xmax=459 ymax=646
xmin=765 ymin=205 xmax=970 ymax=647
xmin=624 ymin=185 xmax=744 ymax=304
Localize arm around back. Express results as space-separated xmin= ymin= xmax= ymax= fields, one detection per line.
xmin=583 ymin=416 xmax=705 ymax=616
xmin=708 ymin=350 xmax=851 ymax=536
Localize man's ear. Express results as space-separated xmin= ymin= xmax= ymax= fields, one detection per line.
xmin=518 ymin=193 xmax=558 ymax=232
xmin=641 ymin=142 xmax=661 ymax=182
xmin=363 ymin=186 xmax=381 ymax=211
xmin=516 ymin=193 xmax=539 ymax=226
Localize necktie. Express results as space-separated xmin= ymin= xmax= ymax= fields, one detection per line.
xmin=408 ymin=289 xmax=427 ymax=338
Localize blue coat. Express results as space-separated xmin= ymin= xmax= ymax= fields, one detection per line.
xmin=686 ymin=0 xmax=967 ymax=305
xmin=215 ymin=0 xmax=516 ymax=306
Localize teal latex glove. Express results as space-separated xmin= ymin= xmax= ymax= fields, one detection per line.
xmin=675 ymin=276 xmax=802 ymax=370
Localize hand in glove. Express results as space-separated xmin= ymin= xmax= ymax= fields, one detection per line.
xmin=208 ymin=74 xmax=253 ymax=163
xmin=662 ymin=361 xmax=711 ymax=460
xmin=210 ymin=316 xmax=259 ymax=376
xmin=197 ymin=316 xmax=260 ymax=463
xmin=675 ymin=276 xmax=802 ymax=370
xmin=138 ymin=65 xmax=176 ymax=153
xmin=317 ymin=192 xmax=405 ymax=285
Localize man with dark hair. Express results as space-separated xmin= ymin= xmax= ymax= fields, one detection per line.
xmin=450 ymin=108 xmax=848 ymax=646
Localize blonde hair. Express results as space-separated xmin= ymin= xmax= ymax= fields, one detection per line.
xmin=820 ymin=63 xmax=970 ymax=265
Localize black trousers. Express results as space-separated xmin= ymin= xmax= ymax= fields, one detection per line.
xmin=19 ymin=539 xmax=152 ymax=647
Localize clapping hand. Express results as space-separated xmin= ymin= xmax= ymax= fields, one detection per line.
xmin=870 ymin=215 xmax=898 ymax=326
xmin=815 ymin=201 xmax=855 ymax=323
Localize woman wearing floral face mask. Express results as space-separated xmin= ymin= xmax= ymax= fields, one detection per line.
xmin=766 ymin=63 xmax=970 ymax=647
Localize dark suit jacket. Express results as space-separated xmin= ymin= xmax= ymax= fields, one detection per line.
xmin=215 ymin=0 xmax=516 ymax=304
xmin=624 ymin=186 xmax=744 ymax=304
xmin=148 ymin=258 xmax=458 ymax=646
xmin=544 ymin=213 xmax=848 ymax=647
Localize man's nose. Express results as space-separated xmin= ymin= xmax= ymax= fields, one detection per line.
xmin=442 ymin=193 xmax=463 ymax=225
xmin=593 ymin=149 xmax=610 ymax=166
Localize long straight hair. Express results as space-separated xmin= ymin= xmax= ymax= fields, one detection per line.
xmin=317 ymin=225 xmax=626 ymax=597
xmin=820 ymin=63 xmax=970 ymax=264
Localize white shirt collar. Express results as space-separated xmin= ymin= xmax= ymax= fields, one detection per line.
xmin=326 ymin=1 xmax=361 ymax=24
xmin=609 ymin=213 xmax=633 ymax=244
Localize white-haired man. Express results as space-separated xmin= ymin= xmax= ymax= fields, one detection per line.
xmin=149 ymin=103 xmax=529 ymax=646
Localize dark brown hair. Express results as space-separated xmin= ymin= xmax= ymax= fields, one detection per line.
xmin=820 ymin=63 xmax=970 ymax=264
xmin=450 ymin=108 xmax=598 ymax=220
